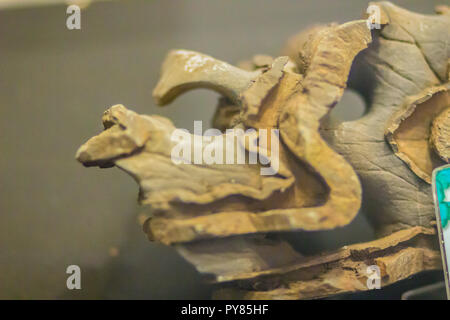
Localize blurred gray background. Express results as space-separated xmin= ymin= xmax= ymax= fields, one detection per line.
xmin=0 ymin=0 xmax=444 ymax=299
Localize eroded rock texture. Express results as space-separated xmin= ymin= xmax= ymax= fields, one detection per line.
xmin=320 ymin=2 xmax=450 ymax=236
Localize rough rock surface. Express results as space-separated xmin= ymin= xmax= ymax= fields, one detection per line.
xmin=321 ymin=2 xmax=450 ymax=236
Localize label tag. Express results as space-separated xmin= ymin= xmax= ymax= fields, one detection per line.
xmin=432 ymin=164 xmax=450 ymax=300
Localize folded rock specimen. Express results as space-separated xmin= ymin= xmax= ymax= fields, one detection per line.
xmin=76 ymin=2 xmax=448 ymax=299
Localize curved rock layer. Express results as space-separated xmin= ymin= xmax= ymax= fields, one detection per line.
xmin=77 ymin=21 xmax=372 ymax=245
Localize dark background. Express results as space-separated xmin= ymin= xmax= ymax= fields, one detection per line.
xmin=0 ymin=0 xmax=444 ymax=299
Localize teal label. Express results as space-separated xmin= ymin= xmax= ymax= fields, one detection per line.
xmin=435 ymin=167 xmax=450 ymax=228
